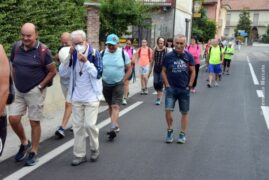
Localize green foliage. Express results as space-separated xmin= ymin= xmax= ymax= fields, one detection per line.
xmin=0 ymin=0 xmax=86 ymax=55
xmin=192 ymin=8 xmax=217 ymax=42
xmin=234 ymin=9 xmax=252 ymax=37
xmin=99 ymin=0 xmax=151 ymax=41
xmin=262 ymin=25 xmax=269 ymax=43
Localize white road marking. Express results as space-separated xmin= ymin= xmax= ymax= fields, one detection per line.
xmin=261 ymin=106 xmax=269 ymax=129
xmin=247 ymin=56 xmax=259 ymax=85
xmin=97 ymin=101 xmax=143 ymax=129
xmin=256 ymin=90 xmax=264 ymax=98
xmin=199 ymin=64 xmax=207 ymax=69
xmin=3 ymin=101 xmax=143 ymax=180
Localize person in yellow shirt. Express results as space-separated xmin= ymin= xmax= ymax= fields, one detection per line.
xmin=223 ymin=42 xmax=234 ymax=75
xmin=206 ymin=39 xmax=224 ymax=87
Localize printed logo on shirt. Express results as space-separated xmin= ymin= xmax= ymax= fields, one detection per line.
xmin=172 ymin=60 xmax=188 ymax=73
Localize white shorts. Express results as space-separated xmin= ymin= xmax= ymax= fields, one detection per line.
xmin=139 ymin=65 xmax=149 ymax=75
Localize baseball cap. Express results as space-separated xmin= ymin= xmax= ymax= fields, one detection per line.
xmin=58 ymin=46 xmax=71 ymax=65
xmin=105 ymin=34 xmax=119 ymax=45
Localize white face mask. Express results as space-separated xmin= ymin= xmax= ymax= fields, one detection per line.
xmin=75 ymin=44 xmax=86 ymax=53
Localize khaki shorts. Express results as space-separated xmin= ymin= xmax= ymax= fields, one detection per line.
xmin=8 ymin=86 xmax=47 ymax=121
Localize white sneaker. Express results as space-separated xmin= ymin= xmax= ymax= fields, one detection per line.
xmin=214 ymin=82 xmax=219 ymax=87
xmin=122 ymin=98 xmax=127 ymax=105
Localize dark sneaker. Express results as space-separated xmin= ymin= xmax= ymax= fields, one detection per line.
xmin=207 ymin=83 xmax=211 ymax=88
xmin=24 ymin=152 xmax=38 ymax=166
xmin=144 ymin=88 xmax=148 ymax=95
xmin=55 ymin=127 xmax=65 ymax=138
xmin=165 ymin=129 xmax=173 ymax=143
xmin=15 ymin=140 xmax=31 ymax=162
xmin=112 ymin=126 xmax=120 ymax=133
xmin=226 ymin=72 xmax=230 ymax=75
xmin=177 ymin=132 xmax=186 ymax=144
xmin=155 ymin=99 xmax=161 ymax=105
xmin=140 ymin=89 xmax=145 ymax=95
xmin=122 ymin=98 xmax=127 ymax=105
xmin=90 ymin=150 xmax=100 ymax=162
xmin=107 ymin=131 xmax=117 ymax=141
xmin=71 ymin=156 xmax=87 ymax=166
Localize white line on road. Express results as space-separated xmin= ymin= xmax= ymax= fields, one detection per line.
xmin=3 ymin=101 xmax=143 ymax=180
xmin=247 ymin=56 xmax=259 ymax=85
xmin=199 ymin=64 xmax=207 ymax=69
xmin=261 ymin=106 xmax=269 ymax=129
xmin=256 ymin=90 xmax=264 ymax=98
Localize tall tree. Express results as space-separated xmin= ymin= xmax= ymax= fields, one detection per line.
xmin=192 ymin=8 xmax=216 ymax=42
xmin=234 ymin=9 xmax=252 ymax=37
xmin=0 ymin=0 xmax=86 ymax=54
xmin=99 ymin=0 xmax=150 ymax=41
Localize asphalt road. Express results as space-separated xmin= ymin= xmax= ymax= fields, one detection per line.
xmin=1 ymin=46 xmax=269 ymax=180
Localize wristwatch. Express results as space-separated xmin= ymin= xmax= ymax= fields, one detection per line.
xmin=38 ymin=84 xmax=43 ymax=89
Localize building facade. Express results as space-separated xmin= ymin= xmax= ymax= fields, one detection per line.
xmin=223 ymin=0 xmax=269 ymax=40
xmin=202 ymin=0 xmax=231 ymax=39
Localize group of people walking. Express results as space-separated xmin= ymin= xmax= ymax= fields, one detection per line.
xmin=0 ymin=22 xmax=235 ymax=168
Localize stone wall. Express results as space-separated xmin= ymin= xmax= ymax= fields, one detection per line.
xmin=85 ymin=3 xmax=100 ymax=50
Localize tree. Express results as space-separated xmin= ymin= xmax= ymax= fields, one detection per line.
xmin=234 ymin=9 xmax=252 ymax=38
xmin=192 ymin=8 xmax=216 ymax=42
xmin=0 ymin=0 xmax=86 ymax=54
xmin=99 ymin=0 xmax=151 ymax=41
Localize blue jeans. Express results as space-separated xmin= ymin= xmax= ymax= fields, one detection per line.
xmin=165 ymin=87 xmax=190 ymax=113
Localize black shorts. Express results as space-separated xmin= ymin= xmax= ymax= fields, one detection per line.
xmin=102 ymin=81 xmax=124 ymax=106
xmin=153 ymin=72 xmax=163 ymax=91
xmin=223 ymin=59 xmax=231 ymax=67
xmin=0 ymin=115 xmax=7 ymax=156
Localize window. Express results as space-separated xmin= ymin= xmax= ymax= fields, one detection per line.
xmin=224 ymin=28 xmax=230 ymax=36
xmin=226 ymin=13 xmax=231 ymax=26
xmin=253 ymin=13 xmax=259 ymax=26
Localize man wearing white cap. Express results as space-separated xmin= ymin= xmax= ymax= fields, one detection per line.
xmin=101 ymin=34 xmax=132 ymax=141
xmin=55 ymin=32 xmax=73 ymax=138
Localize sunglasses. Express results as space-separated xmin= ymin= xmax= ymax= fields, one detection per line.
xmin=107 ymin=44 xmax=116 ymax=47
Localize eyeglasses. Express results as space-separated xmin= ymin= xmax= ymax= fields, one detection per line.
xmin=74 ymin=42 xmax=84 ymax=46
xmin=107 ymin=44 xmax=115 ymax=47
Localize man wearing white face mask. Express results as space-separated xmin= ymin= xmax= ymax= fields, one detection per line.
xmin=59 ymin=30 xmax=103 ymax=166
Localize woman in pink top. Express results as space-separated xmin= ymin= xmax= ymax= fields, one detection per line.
xmin=122 ymin=39 xmax=136 ymax=105
xmin=187 ymin=36 xmax=201 ymax=93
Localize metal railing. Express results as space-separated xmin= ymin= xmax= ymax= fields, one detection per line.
xmin=137 ymin=0 xmax=173 ymax=7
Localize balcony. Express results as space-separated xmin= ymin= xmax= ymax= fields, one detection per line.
xmin=202 ymin=0 xmax=218 ymax=5
xmin=138 ymin=0 xmax=173 ymax=7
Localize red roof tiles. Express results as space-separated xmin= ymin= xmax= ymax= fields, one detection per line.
xmin=222 ymin=0 xmax=269 ymax=10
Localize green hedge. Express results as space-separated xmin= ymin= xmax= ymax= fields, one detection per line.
xmin=0 ymin=0 xmax=86 ymax=55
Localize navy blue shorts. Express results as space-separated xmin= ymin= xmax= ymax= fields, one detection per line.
xmin=165 ymin=87 xmax=190 ymax=113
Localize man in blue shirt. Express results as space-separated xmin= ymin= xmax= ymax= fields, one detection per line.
xmin=102 ymin=34 xmax=132 ymax=141
xmin=162 ymin=34 xmax=195 ymax=144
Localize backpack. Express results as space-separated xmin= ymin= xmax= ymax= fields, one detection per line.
xmin=101 ymin=48 xmax=126 ymax=64
xmin=137 ymin=47 xmax=151 ymax=61
xmin=208 ymin=46 xmax=223 ymax=60
xmin=6 ymin=73 xmax=15 ymax=105
xmin=71 ymin=46 xmax=103 ymax=79
xmin=187 ymin=45 xmax=199 ymax=51
xmin=12 ymin=41 xmax=53 ymax=87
